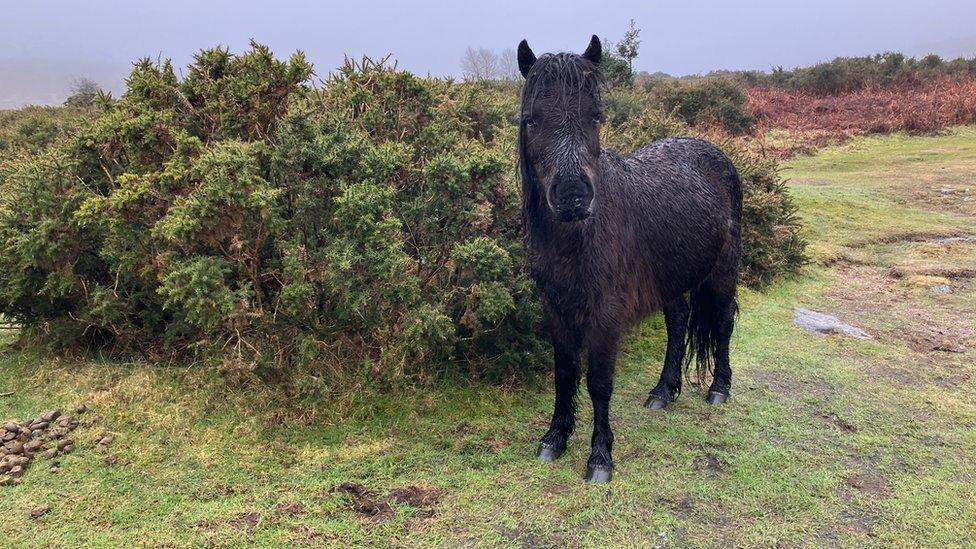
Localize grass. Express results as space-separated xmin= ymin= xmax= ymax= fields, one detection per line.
xmin=3 ymin=129 xmax=976 ymax=547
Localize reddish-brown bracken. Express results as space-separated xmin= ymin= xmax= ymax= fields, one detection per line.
xmin=747 ymin=76 xmax=976 ymax=157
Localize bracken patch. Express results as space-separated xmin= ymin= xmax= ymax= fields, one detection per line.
xmin=748 ymin=76 xmax=976 ymax=157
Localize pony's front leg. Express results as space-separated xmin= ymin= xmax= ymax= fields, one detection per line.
xmin=537 ymin=335 xmax=581 ymax=462
xmin=584 ymin=333 xmax=619 ymax=483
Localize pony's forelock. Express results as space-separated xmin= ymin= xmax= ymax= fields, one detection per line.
xmin=521 ymin=53 xmax=606 ymax=115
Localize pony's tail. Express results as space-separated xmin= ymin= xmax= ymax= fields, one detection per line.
xmin=684 ymin=285 xmax=722 ymax=385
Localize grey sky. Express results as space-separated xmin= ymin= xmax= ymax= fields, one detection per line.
xmin=3 ymin=0 xmax=975 ymax=108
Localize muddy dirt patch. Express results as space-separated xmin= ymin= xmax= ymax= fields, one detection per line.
xmin=334 ymin=482 xmax=393 ymax=520
xmin=890 ymin=265 xmax=976 ymax=281
xmin=274 ymin=501 xmax=306 ymax=517
xmin=820 ymin=411 xmax=858 ymax=433
xmin=658 ymin=494 xmax=697 ymax=520
xmin=901 ymin=184 xmax=976 ymax=218
xmin=194 ymin=510 xmax=263 ymax=540
xmin=496 ymin=523 xmax=569 ymax=548
xmin=845 ymin=465 xmax=892 ymax=497
xmin=827 ymin=460 xmax=893 ymax=539
xmin=748 ymin=370 xmax=837 ymax=401
xmin=855 ymin=230 xmax=961 ymax=246
xmin=288 ymin=525 xmax=334 ymax=546
xmin=333 ymin=482 xmax=443 ymax=522
xmin=828 ymin=262 xmax=975 ymax=354
xmin=692 ymin=452 xmax=727 ymax=476
xmin=898 ymin=326 xmax=971 ymax=354
xmin=864 ymin=361 xmax=930 ymax=389
xmin=230 ymin=511 xmax=262 ymax=534
xmin=389 ymin=486 xmax=443 ymax=512
xmin=837 ymin=508 xmax=879 ymax=537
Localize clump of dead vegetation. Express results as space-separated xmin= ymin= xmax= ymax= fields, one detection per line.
xmin=748 ymin=76 xmax=976 ymax=157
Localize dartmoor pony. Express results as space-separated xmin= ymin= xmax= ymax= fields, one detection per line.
xmin=518 ymin=36 xmax=742 ymax=483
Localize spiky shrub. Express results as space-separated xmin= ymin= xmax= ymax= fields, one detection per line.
xmin=0 ymin=45 xmax=544 ymax=380
xmin=0 ymin=107 xmax=90 ymax=167
xmin=649 ymin=78 xmax=755 ymax=135
xmin=0 ymin=44 xmax=803 ymax=383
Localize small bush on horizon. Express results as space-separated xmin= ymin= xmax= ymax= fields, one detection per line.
xmin=0 ymin=107 xmax=89 ymax=161
xmin=647 ymin=78 xmax=755 ymax=135
xmin=739 ymin=51 xmax=976 ymax=95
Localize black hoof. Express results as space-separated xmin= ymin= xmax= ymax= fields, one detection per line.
xmin=536 ymin=442 xmax=564 ymax=462
xmin=706 ymin=391 xmax=729 ymax=405
xmin=584 ymin=464 xmax=613 ymax=484
xmin=644 ymin=395 xmax=669 ymax=410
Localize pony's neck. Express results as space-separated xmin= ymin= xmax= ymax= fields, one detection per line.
xmin=523 ymin=193 xmax=593 ymax=250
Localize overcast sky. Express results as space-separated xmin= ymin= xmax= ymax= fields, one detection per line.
xmin=3 ymin=0 xmax=975 ymax=108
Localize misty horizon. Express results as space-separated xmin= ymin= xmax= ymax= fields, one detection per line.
xmin=3 ymin=0 xmax=976 ymax=109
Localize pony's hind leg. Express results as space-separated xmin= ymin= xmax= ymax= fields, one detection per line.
xmin=707 ymin=295 xmax=737 ymax=404
xmin=645 ymin=296 xmax=689 ymax=410
xmin=686 ymin=247 xmax=739 ymax=405
xmin=702 ymin=261 xmax=739 ymax=405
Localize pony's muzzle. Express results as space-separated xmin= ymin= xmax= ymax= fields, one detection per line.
xmin=549 ymin=174 xmax=594 ymax=222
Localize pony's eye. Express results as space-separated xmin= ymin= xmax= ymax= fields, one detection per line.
xmin=524 ymin=118 xmax=536 ymax=128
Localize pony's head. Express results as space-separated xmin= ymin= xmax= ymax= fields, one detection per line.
xmin=518 ymin=35 xmax=605 ymax=223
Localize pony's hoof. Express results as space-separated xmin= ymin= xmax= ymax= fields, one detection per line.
xmin=536 ymin=443 xmax=564 ymax=462
xmin=644 ymin=395 xmax=669 ymax=410
xmin=706 ymin=391 xmax=729 ymax=405
xmin=584 ymin=464 xmax=613 ymax=484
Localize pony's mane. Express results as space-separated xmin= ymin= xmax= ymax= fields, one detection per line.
xmin=521 ymin=53 xmax=606 ymax=113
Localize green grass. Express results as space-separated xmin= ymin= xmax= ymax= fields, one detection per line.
xmin=3 ymin=130 xmax=976 ymax=547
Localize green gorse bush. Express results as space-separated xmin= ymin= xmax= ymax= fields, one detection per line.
xmin=649 ymin=78 xmax=755 ymax=135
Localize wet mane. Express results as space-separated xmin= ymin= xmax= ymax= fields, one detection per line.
xmin=521 ymin=53 xmax=606 ymax=113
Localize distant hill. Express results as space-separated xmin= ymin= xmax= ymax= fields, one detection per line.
xmin=0 ymin=59 xmax=125 ymax=109
xmin=910 ymin=35 xmax=976 ymax=59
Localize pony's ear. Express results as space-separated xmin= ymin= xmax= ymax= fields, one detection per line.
xmin=518 ymin=39 xmax=537 ymax=78
xmin=582 ymin=35 xmax=602 ymax=65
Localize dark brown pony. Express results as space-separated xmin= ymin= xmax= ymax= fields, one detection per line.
xmin=518 ymin=36 xmax=742 ymax=483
